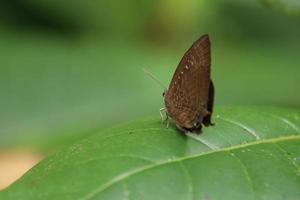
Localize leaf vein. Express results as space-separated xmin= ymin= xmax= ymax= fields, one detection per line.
xmin=228 ymin=151 xmax=256 ymax=199
xmin=272 ymin=143 xmax=300 ymax=175
xmin=218 ymin=117 xmax=261 ymax=140
xmin=178 ymin=161 xmax=194 ymax=200
xmin=186 ymin=133 xmax=217 ymax=150
xmin=277 ymin=117 xmax=300 ymax=133
xmin=78 ymin=135 xmax=300 ymax=200
xmin=122 ymin=181 xmax=130 ymax=200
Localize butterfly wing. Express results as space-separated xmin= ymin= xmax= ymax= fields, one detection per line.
xmin=164 ymin=34 xmax=211 ymax=129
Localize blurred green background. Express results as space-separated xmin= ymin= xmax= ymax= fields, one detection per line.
xmin=1 ymin=0 xmax=300 ymax=150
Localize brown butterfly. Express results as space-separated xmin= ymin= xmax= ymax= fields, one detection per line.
xmin=162 ymin=34 xmax=214 ymax=133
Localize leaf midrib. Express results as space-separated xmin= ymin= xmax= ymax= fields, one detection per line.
xmin=79 ymin=134 xmax=300 ymax=200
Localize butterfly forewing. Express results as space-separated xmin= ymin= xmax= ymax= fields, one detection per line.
xmin=164 ymin=35 xmax=211 ymax=129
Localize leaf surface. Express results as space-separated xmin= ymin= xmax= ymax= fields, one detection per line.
xmin=1 ymin=107 xmax=300 ymax=200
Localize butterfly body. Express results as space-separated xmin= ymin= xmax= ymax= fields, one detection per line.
xmin=164 ymin=34 xmax=214 ymax=133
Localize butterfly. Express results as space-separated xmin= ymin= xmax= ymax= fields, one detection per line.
xmin=162 ymin=34 xmax=214 ymax=133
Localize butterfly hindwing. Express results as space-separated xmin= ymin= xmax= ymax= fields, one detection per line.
xmin=164 ymin=34 xmax=212 ymax=130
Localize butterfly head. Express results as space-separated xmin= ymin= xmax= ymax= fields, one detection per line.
xmin=162 ymin=89 xmax=167 ymax=97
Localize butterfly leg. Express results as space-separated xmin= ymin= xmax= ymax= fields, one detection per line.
xmin=159 ymin=108 xmax=166 ymax=121
xmin=160 ymin=108 xmax=170 ymax=128
xmin=192 ymin=124 xmax=203 ymax=134
xmin=166 ymin=118 xmax=169 ymax=129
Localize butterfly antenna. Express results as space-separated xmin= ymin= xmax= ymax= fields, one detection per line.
xmin=143 ymin=68 xmax=167 ymax=90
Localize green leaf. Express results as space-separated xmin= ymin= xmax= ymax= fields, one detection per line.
xmin=260 ymin=0 xmax=300 ymax=15
xmin=1 ymin=106 xmax=300 ymax=200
